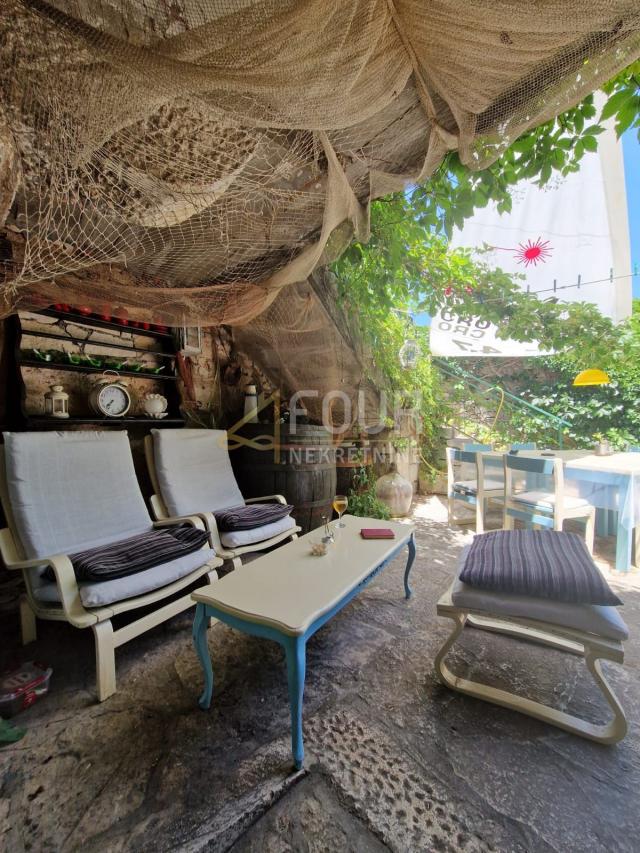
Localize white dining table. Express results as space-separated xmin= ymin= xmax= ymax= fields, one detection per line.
xmin=481 ymin=449 xmax=640 ymax=572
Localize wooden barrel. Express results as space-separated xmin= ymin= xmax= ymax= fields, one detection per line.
xmin=230 ymin=424 xmax=337 ymax=534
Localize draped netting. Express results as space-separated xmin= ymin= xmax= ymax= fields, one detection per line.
xmin=1 ymin=0 xmax=639 ymax=327
xmin=234 ymin=272 xmax=383 ymax=425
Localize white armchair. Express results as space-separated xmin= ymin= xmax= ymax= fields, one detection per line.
xmin=144 ymin=429 xmax=300 ymax=569
xmin=0 ymin=431 xmax=222 ymax=701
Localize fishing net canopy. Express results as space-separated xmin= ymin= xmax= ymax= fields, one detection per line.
xmin=1 ymin=0 xmax=640 ymax=327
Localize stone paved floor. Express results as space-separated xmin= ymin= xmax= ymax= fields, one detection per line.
xmin=1 ymin=498 xmax=639 ymax=852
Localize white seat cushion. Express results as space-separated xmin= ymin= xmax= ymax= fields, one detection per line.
xmin=453 ymin=478 xmax=504 ymax=495
xmin=220 ymin=515 xmax=297 ymax=549
xmin=513 ymin=490 xmax=591 ymax=510
xmin=33 ymin=548 xmax=217 ymax=608
xmin=451 ymin=549 xmax=627 ymax=641
xmin=153 ymin=429 xmax=245 ymax=517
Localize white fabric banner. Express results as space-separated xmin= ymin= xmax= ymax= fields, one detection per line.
xmin=430 ymin=99 xmax=632 ymax=357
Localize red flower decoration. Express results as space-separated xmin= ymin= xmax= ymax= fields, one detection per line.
xmin=490 ymin=237 xmax=553 ymax=267
xmin=514 ymin=238 xmax=553 ymax=267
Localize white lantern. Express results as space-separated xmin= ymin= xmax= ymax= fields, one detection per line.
xmin=44 ymin=384 xmax=69 ymax=418
xmin=399 ymin=339 xmax=420 ymax=369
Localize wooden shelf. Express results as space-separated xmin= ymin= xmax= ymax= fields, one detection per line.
xmin=26 ymin=416 xmax=185 ymax=427
xmin=8 ymin=310 xmax=184 ymax=432
xmin=19 ymin=359 xmax=177 ymax=381
xmin=36 ymin=308 xmax=173 ymax=339
xmin=20 ymin=328 xmax=176 ymax=359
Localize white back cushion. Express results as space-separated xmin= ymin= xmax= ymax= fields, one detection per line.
xmin=152 ymin=429 xmax=244 ymax=517
xmin=4 ymin=431 xmax=152 ymax=559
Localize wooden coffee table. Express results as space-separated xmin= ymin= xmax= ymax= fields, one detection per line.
xmin=191 ymin=514 xmax=416 ymax=769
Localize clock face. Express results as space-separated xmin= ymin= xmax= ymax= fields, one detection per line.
xmin=98 ymin=384 xmax=130 ymax=416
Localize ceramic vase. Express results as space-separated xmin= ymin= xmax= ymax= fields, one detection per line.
xmin=375 ymin=467 xmax=413 ymax=517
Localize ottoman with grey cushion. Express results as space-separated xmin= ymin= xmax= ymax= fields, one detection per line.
xmin=435 ymin=535 xmax=628 ymax=744
xmin=0 ymin=431 xmax=222 ymax=701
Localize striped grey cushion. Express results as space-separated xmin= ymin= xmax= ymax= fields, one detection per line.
xmin=215 ymin=503 xmax=294 ymax=531
xmin=45 ymin=525 xmax=209 ymax=582
xmin=459 ymin=530 xmax=622 ymax=606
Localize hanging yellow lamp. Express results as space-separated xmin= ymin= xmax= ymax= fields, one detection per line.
xmin=572 ymin=368 xmax=611 ymax=386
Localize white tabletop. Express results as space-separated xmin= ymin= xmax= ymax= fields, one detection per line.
xmin=483 ymin=449 xmax=640 ymax=476
xmin=192 ymin=515 xmax=415 ymax=636
xmin=562 ymin=452 xmax=640 ymax=476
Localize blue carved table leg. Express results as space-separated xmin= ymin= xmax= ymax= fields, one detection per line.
xmin=404 ymin=533 xmax=416 ymax=599
xmin=192 ymin=603 xmax=214 ymax=710
xmin=283 ymin=634 xmax=306 ymax=770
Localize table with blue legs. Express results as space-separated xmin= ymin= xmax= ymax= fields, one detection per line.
xmin=191 ymin=515 xmax=416 ymax=770
xmin=482 ymin=449 xmax=640 ymax=572
xmin=563 ymin=453 xmax=640 ymax=572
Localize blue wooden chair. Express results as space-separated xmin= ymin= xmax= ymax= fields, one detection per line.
xmin=465 ymin=441 xmax=504 ymax=480
xmin=510 ymin=442 xmax=539 ymax=486
xmin=447 ymin=447 xmax=504 ymax=533
xmin=503 ymin=454 xmax=595 ymax=553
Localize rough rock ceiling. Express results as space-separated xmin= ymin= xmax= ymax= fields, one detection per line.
xmin=0 ymin=0 xmax=639 ymax=326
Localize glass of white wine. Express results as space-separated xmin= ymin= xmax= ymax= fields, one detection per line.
xmin=333 ymin=494 xmax=348 ymax=528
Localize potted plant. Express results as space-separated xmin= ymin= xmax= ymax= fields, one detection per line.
xmin=592 ymin=432 xmax=613 ymax=456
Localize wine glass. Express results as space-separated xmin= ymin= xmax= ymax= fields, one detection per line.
xmin=333 ymin=494 xmax=348 ymax=528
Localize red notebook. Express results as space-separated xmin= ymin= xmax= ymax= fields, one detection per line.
xmin=360 ymin=528 xmax=395 ymax=539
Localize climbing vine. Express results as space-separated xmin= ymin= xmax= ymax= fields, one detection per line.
xmin=332 ymin=61 xmax=640 ymax=471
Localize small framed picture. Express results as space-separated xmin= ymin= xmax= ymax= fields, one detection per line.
xmin=178 ymin=325 xmax=202 ymax=355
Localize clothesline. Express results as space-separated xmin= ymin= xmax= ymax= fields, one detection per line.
xmin=454 ymin=268 xmax=639 ymax=308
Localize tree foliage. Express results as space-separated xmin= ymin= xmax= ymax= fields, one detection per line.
xmin=507 ymin=301 xmax=640 ymax=449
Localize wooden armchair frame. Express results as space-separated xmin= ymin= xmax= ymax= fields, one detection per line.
xmin=0 ymin=447 xmax=222 ymax=701
xmin=144 ymin=435 xmax=300 ymax=569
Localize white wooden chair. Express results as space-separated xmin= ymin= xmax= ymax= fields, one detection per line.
xmin=446 ymin=446 xmax=504 ymax=534
xmin=0 ymin=431 xmax=222 ymax=701
xmin=144 ymin=429 xmax=300 ymax=569
xmin=503 ymin=454 xmax=596 ymax=553
xmin=435 ymin=548 xmax=628 ymax=744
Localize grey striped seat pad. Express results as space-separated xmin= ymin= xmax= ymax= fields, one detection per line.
xmin=214 ymin=503 xmax=293 ymax=531
xmin=459 ymin=529 xmax=622 ymax=606
xmin=45 ymin=525 xmax=209 ymax=582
